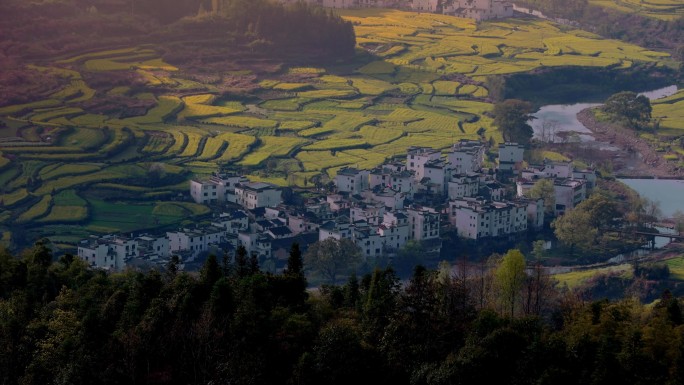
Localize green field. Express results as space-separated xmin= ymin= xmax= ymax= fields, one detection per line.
xmin=0 ymin=9 xmax=679 ymax=238
xmin=553 ymin=264 xmax=633 ymax=289
xmin=664 ymin=255 xmax=684 ymax=279
xmin=84 ymin=198 xmax=206 ymax=233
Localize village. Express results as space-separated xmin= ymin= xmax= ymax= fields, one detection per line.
xmin=76 ymin=140 xmax=596 ymax=273
xmin=273 ymin=0 xmax=513 ymax=21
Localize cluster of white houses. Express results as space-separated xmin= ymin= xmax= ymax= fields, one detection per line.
xmin=78 ymin=141 xmax=596 ymax=272
xmin=272 ymin=0 xmax=513 ymax=21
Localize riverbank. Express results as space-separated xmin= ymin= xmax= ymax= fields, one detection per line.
xmin=576 ymin=108 xmax=684 ymax=178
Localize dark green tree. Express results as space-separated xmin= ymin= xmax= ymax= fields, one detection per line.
xmin=249 ymin=252 xmax=260 ymax=274
xmin=281 ymin=243 xmax=308 ymax=309
xmin=235 ymin=245 xmax=249 ymax=278
xmin=493 ymin=99 xmax=535 ymax=145
xmin=304 ymin=238 xmax=361 ymax=285
xmin=362 ymin=267 xmax=400 ymax=344
xmin=201 ymin=254 xmax=222 ymax=286
xmin=604 ymin=91 xmax=652 ymax=128
xmin=392 ymin=240 xmax=425 ymax=277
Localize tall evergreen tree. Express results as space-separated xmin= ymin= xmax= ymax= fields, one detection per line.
xmin=235 ymin=245 xmax=249 ymax=278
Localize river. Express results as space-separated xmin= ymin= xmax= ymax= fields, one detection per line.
xmin=529 ymin=84 xmax=683 ymax=246
xmin=530 ymin=85 xmax=678 ymax=144
xmin=619 ymin=178 xmax=684 ymax=218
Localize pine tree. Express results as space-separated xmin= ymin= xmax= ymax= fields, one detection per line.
xmin=235 ymin=245 xmax=249 ymax=278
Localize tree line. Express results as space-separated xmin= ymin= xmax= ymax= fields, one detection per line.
xmin=0 ymin=0 xmax=356 ymax=65
xmin=3 ymin=240 xmax=684 ymax=384
xmin=207 ymin=0 xmax=357 ymax=58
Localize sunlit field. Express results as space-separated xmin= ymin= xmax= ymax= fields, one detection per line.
xmin=590 ymin=0 xmax=684 ymax=20
xmin=0 ymin=9 xmax=677 ymax=244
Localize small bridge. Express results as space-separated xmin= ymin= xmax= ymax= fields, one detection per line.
xmin=600 ymin=228 xmax=684 ymax=244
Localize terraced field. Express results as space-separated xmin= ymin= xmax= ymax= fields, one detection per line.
xmin=590 ymin=0 xmax=684 ymax=20
xmin=0 ymin=9 xmax=678 ymax=244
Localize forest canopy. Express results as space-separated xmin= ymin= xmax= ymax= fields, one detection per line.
xmin=3 ymin=242 xmax=684 ymax=385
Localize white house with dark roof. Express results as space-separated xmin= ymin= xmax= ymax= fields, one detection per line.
xmin=335 ymin=167 xmax=370 ymax=193
xmin=190 ymin=172 xmax=248 ymax=205
xmin=443 ymin=0 xmax=514 ymax=20
xmin=136 ymin=235 xmax=169 ymax=259
xmin=167 ymin=226 xmax=226 ymax=258
xmin=319 ymin=218 xmax=353 ymax=241
xmin=498 ymin=142 xmax=525 ymax=172
xmin=287 ymin=212 xmax=320 ymax=235
xmin=552 ymin=178 xmax=587 ymax=215
xmin=448 ymin=172 xmax=481 ymax=200
xmin=234 ymin=182 xmax=282 ymax=209
xmin=407 ymin=206 xmax=440 ymax=241
xmin=407 ymin=147 xmax=442 ymax=181
xmin=350 ymin=201 xmax=386 ymax=226
xmin=370 ymin=164 xmax=417 ymax=197
xmin=412 ymin=0 xmax=440 ymax=11
xmin=449 ymin=198 xmax=527 ymax=239
xmin=78 ymin=235 xmax=138 ymax=271
xmin=421 ymin=159 xmax=451 ymax=196
xmin=362 ymin=187 xmax=406 ymax=210
xmin=212 ymin=210 xmax=249 ymax=235
xmin=379 ymin=211 xmax=410 ymax=252
xmin=448 ymin=140 xmax=486 ymax=175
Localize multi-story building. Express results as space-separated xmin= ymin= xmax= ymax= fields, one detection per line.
xmin=406 ymin=147 xmax=441 ymax=180
xmin=522 ymin=160 xmax=574 ymax=180
xmin=327 ymin=194 xmax=351 ymax=212
xmin=350 ymin=202 xmax=386 ymax=226
xmin=234 ymin=182 xmax=282 ymax=209
xmin=212 ymin=210 xmax=249 ymax=235
xmin=448 ymin=140 xmax=486 ymax=174
xmin=136 ymin=235 xmax=169 ymax=258
xmin=407 ymin=206 xmax=440 ymax=241
xmin=238 ymin=232 xmax=273 ymax=259
xmin=190 ymin=179 xmax=219 ymax=205
xmin=517 ymin=176 xmax=588 ymax=216
xmin=553 ymin=179 xmax=587 ymax=215
xmin=481 ymin=180 xmax=506 ymax=201
xmin=443 ymin=0 xmax=513 ymax=20
xmin=379 ymin=211 xmax=410 ymax=252
xmin=167 ymin=227 xmax=226 ymax=257
xmin=319 ymin=217 xmax=354 ymax=241
xmin=573 ymin=168 xmax=597 ymax=189
xmin=517 ymin=198 xmax=545 ymax=229
xmin=336 ymin=167 xmax=370 ymax=193
xmin=287 ymin=212 xmax=320 ymax=235
xmin=189 ymin=173 xmax=248 ymax=205
xmin=448 ymin=173 xmax=481 ymax=200
xmin=352 ymin=222 xmax=385 ymax=260
xmin=305 ymin=198 xmax=334 ymax=220
xmin=362 ymin=187 xmax=406 ymax=210
xmin=449 ymin=198 xmax=527 ymax=239
xmin=412 ymin=0 xmax=440 ymax=12
xmin=421 ymin=159 xmax=451 ymax=196
xmin=370 ymin=164 xmax=416 ymax=197
xmin=498 ymin=142 xmax=525 ymax=172
xmin=77 ymin=235 xmax=138 ymax=271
